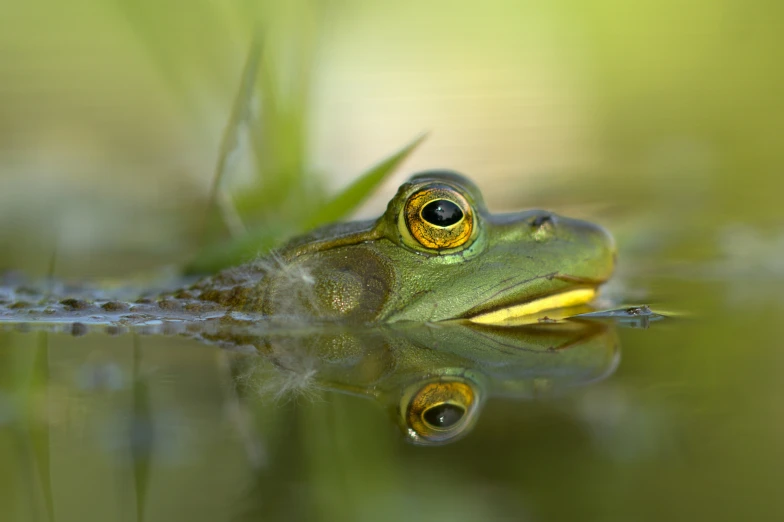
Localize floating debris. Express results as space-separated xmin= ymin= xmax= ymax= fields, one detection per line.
xmin=570 ymin=305 xmax=668 ymax=328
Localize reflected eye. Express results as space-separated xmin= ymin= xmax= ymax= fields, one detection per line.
xmin=402 ymin=185 xmax=474 ymax=250
xmin=402 ymin=378 xmax=478 ymax=444
xmin=423 ymin=403 xmax=465 ymax=428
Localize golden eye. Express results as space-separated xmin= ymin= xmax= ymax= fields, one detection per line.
xmin=403 ymin=186 xmax=474 ymax=250
xmin=404 ymin=379 xmax=477 ymax=444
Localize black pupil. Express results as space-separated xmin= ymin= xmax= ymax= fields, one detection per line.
xmin=421 ymin=200 xmax=463 ymax=227
xmin=423 ymin=403 xmax=465 ymax=428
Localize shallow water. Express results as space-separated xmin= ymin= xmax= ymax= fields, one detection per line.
xmin=0 ymin=267 xmax=781 ymax=522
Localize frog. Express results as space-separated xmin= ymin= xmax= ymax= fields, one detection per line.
xmin=0 ymin=170 xmax=615 ymax=327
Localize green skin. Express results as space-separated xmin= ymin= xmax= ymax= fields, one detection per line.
xmin=0 ymin=170 xmax=615 ymax=325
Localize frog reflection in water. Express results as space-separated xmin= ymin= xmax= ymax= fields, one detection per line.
xmin=238 ymin=318 xmax=619 ymax=445
xmin=0 ymin=170 xmax=620 ymax=445
xmin=0 ymin=170 xmax=616 ymax=325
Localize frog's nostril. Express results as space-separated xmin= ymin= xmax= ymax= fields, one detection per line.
xmin=531 ymin=214 xmax=555 ymax=228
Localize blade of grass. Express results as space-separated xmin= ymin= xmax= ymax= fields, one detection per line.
xmin=203 ymin=31 xmax=264 ymax=242
xmin=242 ymin=8 xmax=322 ymax=222
xmin=301 ymin=133 xmax=427 ymax=230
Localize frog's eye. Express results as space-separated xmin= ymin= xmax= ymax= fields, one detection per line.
xmin=402 ymin=378 xmax=479 ymax=445
xmin=402 ymin=185 xmax=474 ymax=250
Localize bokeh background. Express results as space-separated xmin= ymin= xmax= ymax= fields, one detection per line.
xmin=2 ymin=1 xmax=784 ymax=521
xmin=3 ymin=0 xmax=782 ymax=276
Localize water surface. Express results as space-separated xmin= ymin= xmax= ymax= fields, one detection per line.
xmin=0 ymin=267 xmax=780 ymax=522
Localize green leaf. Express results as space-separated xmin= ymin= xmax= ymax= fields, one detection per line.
xmin=301 ymin=133 xmax=427 ymax=230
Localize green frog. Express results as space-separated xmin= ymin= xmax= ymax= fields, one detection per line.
xmin=0 ymin=170 xmax=615 ymax=326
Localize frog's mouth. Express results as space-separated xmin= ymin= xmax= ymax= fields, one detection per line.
xmin=464 ymin=274 xmax=606 ymax=325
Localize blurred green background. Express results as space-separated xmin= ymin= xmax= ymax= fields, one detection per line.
xmin=1 ymin=0 xmax=784 ymax=521
xmin=2 ymin=0 xmax=782 ymax=275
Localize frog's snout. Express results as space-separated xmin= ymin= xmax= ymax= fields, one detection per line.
xmin=564 ymin=216 xmax=617 ymax=282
